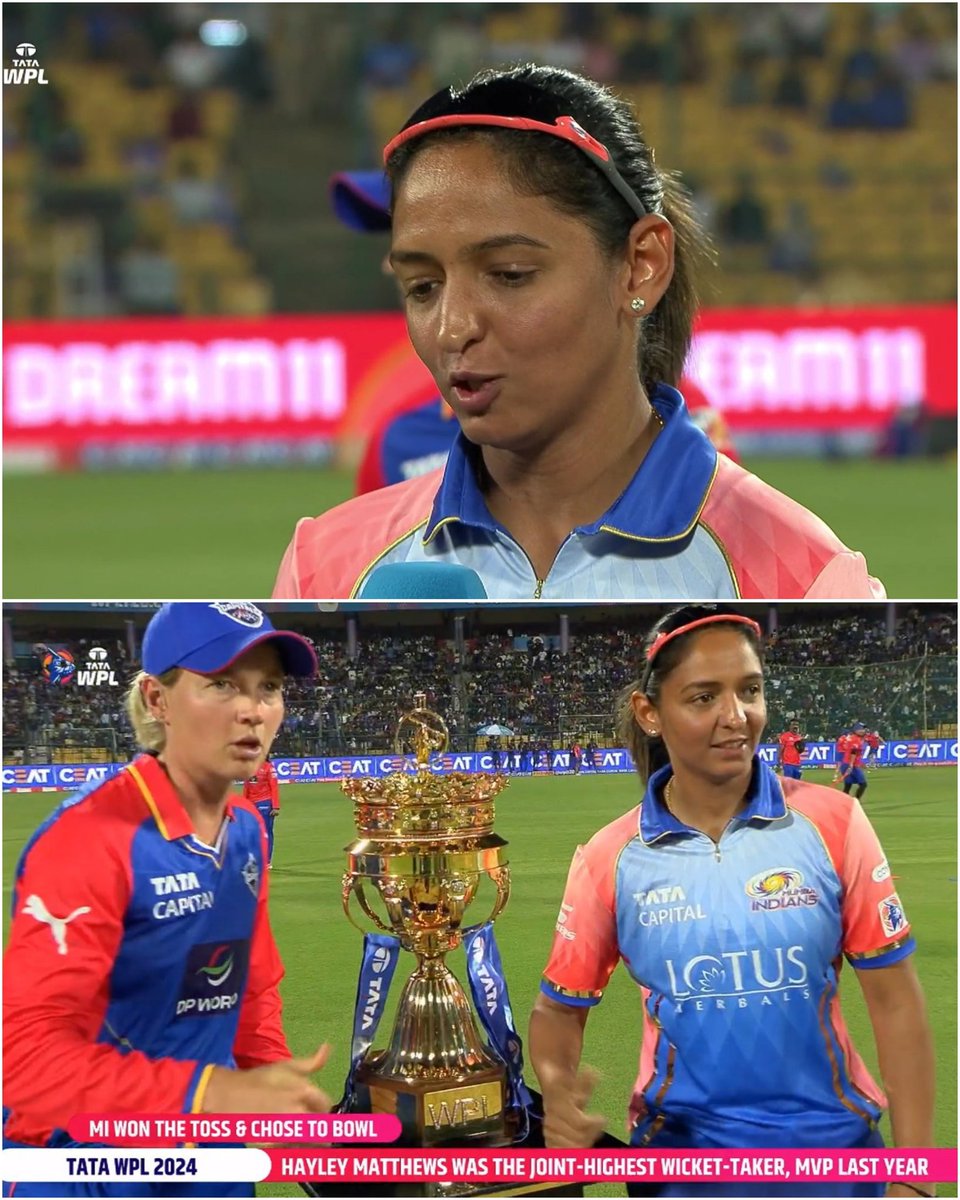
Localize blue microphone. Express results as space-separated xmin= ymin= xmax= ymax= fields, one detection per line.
xmin=358 ymin=562 xmax=488 ymax=599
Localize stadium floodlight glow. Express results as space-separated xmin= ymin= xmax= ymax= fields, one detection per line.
xmin=199 ymin=19 xmax=247 ymax=47
xmin=383 ymin=79 xmax=650 ymax=220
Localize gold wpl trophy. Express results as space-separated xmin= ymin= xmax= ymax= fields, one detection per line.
xmin=341 ymin=695 xmax=514 ymax=1147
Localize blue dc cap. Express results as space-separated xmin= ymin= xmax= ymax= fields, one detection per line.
xmin=142 ymin=603 xmax=317 ymax=677
xmin=330 ymin=170 xmax=391 ymax=232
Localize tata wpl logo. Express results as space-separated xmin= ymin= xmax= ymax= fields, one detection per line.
xmin=4 ymin=44 xmax=49 ymax=85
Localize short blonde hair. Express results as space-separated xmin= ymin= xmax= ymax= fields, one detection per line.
xmin=125 ymin=669 xmax=181 ymax=752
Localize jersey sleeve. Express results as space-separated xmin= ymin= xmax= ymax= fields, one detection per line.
xmin=233 ymin=828 xmax=290 ymax=1068
xmin=804 ymin=552 xmax=886 ymax=600
xmin=840 ymin=798 xmax=914 ymax=969
xmin=540 ymin=840 xmax=621 ymax=1008
xmin=3 ymin=811 xmax=211 ymax=1139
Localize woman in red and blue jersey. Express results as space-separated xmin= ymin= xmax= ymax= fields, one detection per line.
xmin=242 ymin=757 xmax=280 ymax=868
xmin=529 ymin=606 xmax=934 ymax=1199
xmin=840 ymin=723 xmax=870 ymax=799
xmin=3 ymin=603 xmax=332 ymax=1198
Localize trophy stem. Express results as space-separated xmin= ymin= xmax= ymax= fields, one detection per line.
xmin=379 ymin=955 xmax=500 ymax=1079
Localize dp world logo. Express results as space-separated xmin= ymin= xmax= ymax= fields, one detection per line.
xmin=196 ymin=944 xmax=235 ymax=988
xmin=5 ymin=43 xmax=47 ymax=84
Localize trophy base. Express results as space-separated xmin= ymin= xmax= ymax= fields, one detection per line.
xmin=354 ymin=1052 xmax=510 ymax=1148
xmin=302 ymin=1091 xmax=636 ymax=1199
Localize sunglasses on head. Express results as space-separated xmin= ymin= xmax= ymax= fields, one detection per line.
xmin=383 ymin=79 xmax=649 ymax=220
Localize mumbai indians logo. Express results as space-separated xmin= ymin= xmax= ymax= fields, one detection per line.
xmin=40 ymin=647 xmax=75 ymax=686
xmin=745 ymin=867 xmax=819 ymax=912
xmin=878 ymin=894 xmax=906 ymax=938
xmin=196 ymin=945 xmax=235 ymax=987
xmin=209 ymin=602 xmax=264 ymax=628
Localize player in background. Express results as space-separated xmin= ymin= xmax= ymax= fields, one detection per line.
xmin=329 ymin=168 xmax=741 ymax=498
xmin=777 ymin=719 xmax=806 ymax=780
xmin=530 ymin=606 xmax=933 ymax=1198
xmin=863 ymin=729 xmax=885 ymax=769
xmin=243 ymin=755 xmax=280 ymax=868
xmin=839 ymin=722 xmax=870 ymax=800
xmin=833 ymin=729 xmax=852 ymax=784
xmin=3 ymin=603 xmax=331 ymax=1198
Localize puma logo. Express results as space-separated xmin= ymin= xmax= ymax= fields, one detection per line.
xmin=22 ymin=894 xmax=91 ymax=955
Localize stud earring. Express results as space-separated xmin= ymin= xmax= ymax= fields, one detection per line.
xmin=631 ymin=297 xmax=646 ymax=313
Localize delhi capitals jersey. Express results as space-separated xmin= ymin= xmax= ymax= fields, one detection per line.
xmin=4 ymin=753 xmax=289 ymax=1149
xmin=242 ymin=760 xmax=279 ymax=810
xmin=542 ymin=760 xmax=914 ymax=1150
xmin=777 ymin=730 xmax=804 ymax=766
xmin=842 ymin=733 xmax=866 ymax=767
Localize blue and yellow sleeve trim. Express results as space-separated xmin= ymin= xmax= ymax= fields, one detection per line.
xmin=540 ymin=977 xmax=603 ymax=1007
xmin=847 ymin=934 xmax=916 ymax=970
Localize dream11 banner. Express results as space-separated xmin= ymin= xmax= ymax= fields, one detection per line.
xmin=3 ymin=305 xmax=956 ymax=468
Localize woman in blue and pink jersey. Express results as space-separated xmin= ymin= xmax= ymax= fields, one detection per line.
xmin=274 ymin=66 xmax=884 ymax=601
xmin=529 ymin=605 xmax=934 ymax=1199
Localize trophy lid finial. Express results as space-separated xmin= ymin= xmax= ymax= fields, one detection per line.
xmin=397 ymin=698 xmax=449 ymax=765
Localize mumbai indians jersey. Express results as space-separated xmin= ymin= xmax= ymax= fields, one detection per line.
xmin=542 ymin=760 xmax=914 ymax=1150
xmin=3 ymin=753 xmax=288 ymax=1148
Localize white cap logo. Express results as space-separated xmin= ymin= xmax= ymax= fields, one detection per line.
xmin=209 ymin=602 xmax=264 ymax=628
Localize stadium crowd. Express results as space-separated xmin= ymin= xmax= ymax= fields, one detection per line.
xmin=4 ymin=2 xmax=955 ymax=319
xmin=5 ymin=608 xmax=956 ymax=763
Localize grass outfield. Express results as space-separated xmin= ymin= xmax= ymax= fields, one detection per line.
xmin=3 ymin=456 xmax=956 ymax=596
xmin=3 ymin=766 xmax=957 ymax=1197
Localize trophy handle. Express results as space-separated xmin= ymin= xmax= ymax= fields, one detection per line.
xmin=341 ymin=872 xmax=394 ymax=936
xmin=462 ymin=863 xmax=511 ymax=936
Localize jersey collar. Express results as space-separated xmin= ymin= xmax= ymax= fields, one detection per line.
xmin=640 ymin=757 xmax=787 ymax=843
xmin=422 ymin=384 xmax=718 ymax=545
xmin=125 ymin=752 xmax=239 ymax=841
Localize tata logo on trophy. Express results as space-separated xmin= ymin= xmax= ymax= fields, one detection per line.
xmin=5 ymin=43 xmax=48 ymax=85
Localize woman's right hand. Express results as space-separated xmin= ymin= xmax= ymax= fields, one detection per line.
xmin=202 ymin=1044 xmax=334 ymax=1113
xmin=542 ymin=1065 xmax=607 ymax=1148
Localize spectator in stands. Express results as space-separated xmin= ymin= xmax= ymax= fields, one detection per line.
xmin=726 ymin=48 xmax=761 ymax=107
xmin=618 ymin=10 xmax=666 ymax=84
xmin=780 ymin=3 xmax=830 ymax=58
xmin=167 ymin=88 xmax=205 ymax=140
xmin=164 ymin=28 xmax=222 ymax=91
xmin=866 ymin=64 xmax=911 ymax=130
xmin=825 ymin=74 xmax=873 ymax=130
xmin=891 ymin=8 xmax=940 ymax=86
xmin=117 ymin=230 xmax=181 ymax=315
xmin=718 ymin=171 xmax=770 ymax=247
xmin=771 ymin=53 xmax=811 ymax=111
xmin=768 ymin=200 xmax=817 ymax=276
xmin=167 ymin=157 xmax=232 ymax=227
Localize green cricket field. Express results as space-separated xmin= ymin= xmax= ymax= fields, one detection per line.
xmin=3 ymin=766 xmax=957 ymax=1196
xmin=4 ymin=456 xmax=956 ymax=596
